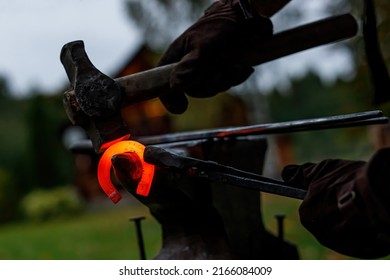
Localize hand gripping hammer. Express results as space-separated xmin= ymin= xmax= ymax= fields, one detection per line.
xmin=60 ymin=14 xmax=358 ymax=153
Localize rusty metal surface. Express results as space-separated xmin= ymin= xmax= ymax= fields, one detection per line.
xmin=61 ymin=40 xmax=122 ymax=118
xmin=61 ymin=41 xmax=131 ymax=153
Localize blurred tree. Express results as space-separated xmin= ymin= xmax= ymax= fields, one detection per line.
xmin=0 ymin=76 xmax=26 ymax=222
xmin=0 ymin=77 xmax=26 ymax=163
xmin=263 ymin=0 xmax=390 ymax=164
xmin=265 ymin=0 xmax=390 ymax=113
xmin=125 ymin=0 xmax=212 ymax=52
xmin=0 ymin=78 xmax=76 ymax=221
xmin=0 ymin=77 xmax=10 ymax=100
xmin=0 ymin=79 xmax=77 ymax=223
xmin=24 ymin=93 xmax=73 ymax=190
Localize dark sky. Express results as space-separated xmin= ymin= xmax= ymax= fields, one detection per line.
xmin=0 ymin=0 xmax=140 ymax=96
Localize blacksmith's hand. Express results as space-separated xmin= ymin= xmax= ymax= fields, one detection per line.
xmin=281 ymin=149 xmax=390 ymax=259
xmin=158 ymin=0 xmax=273 ymax=114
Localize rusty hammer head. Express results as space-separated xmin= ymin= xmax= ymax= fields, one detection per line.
xmin=60 ymin=40 xmax=131 ymax=153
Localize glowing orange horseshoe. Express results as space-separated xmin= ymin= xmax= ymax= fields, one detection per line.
xmin=97 ymin=141 xmax=155 ymax=203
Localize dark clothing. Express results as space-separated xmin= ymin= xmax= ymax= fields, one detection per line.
xmin=282 ymin=148 xmax=390 ymax=258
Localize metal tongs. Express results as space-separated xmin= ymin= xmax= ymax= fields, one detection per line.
xmin=144 ymin=145 xmax=307 ymax=199
xmin=137 ymin=110 xmax=388 ymax=145
xmin=142 ymin=110 xmax=388 ymax=200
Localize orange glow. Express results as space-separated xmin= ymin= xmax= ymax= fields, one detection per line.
xmin=99 ymin=134 xmax=131 ymax=153
xmin=97 ymin=140 xmax=155 ymax=203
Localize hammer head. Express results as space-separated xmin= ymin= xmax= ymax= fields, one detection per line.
xmin=60 ymin=40 xmax=130 ymax=153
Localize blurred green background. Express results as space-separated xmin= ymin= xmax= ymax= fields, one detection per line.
xmin=1 ymin=0 xmax=390 ymax=260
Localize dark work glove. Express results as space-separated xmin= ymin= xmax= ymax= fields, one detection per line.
xmin=158 ymin=0 xmax=273 ymax=114
xmin=282 ymin=148 xmax=390 ymax=259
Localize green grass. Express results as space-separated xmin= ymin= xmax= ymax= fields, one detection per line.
xmin=0 ymin=205 xmax=161 ymax=260
xmin=0 ymin=195 xmax=388 ymax=260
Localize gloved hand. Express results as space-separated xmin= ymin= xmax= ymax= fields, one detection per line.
xmin=158 ymin=0 xmax=273 ymax=114
xmin=281 ymin=148 xmax=390 ymax=259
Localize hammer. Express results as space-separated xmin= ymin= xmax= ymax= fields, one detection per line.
xmin=61 ymin=14 xmax=358 ymax=153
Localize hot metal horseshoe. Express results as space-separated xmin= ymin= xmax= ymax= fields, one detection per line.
xmin=97 ymin=141 xmax=155 ymax=203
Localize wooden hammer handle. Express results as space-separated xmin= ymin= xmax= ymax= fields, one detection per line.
xmin=116 ymin=14 xmax=358 ymax=105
